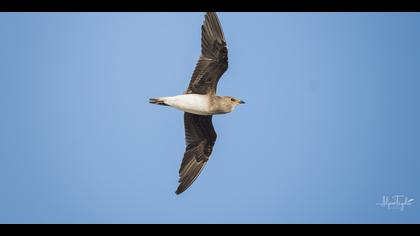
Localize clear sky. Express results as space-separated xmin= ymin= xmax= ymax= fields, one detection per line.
xmin=0 ymin=13 xmax=419 ymax=223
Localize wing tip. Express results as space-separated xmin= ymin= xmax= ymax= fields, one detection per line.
xmin=175 ymin=187 xmax=184 ymax=195
xmin=175 ymin=159 xmax=208 ymax=195
xmin=175 ymin=181 xmax=190 ymax=195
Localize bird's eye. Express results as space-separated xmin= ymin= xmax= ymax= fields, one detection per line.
xmin=230 ymin=98 xmax=235 ymax=102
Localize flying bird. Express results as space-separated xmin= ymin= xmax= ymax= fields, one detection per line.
xmin=150 ymin=12 xmax=244 ymax=194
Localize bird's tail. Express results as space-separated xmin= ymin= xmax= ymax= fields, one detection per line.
xmin=149 ymin=98 xmax=169 ymax=106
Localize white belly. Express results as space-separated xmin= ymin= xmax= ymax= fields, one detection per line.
xmin=162 ymin=94 xmax=212 ymax=115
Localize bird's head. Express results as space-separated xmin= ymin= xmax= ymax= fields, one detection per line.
xmin=223 ymin=96 xmax=245 ymax=105
xmin=219 ymin=96 xmax=245 ymax=112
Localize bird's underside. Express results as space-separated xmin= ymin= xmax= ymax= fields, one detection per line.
xmin=150 ymin=94 xmax=213 ymax=116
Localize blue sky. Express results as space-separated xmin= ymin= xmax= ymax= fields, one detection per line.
xmin=0 ymin=13 xmax=419 ymax=223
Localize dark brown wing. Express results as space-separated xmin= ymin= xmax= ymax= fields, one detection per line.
xmin=176 ymin=113 xmax=217 ymax=194
xmin=185 ymin=12 xmax=228 ymax=95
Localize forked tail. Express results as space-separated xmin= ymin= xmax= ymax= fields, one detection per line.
xmin=149 ymin=98 xmax=169 ymax=106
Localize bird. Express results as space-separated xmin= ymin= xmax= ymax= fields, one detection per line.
xmin=149 ymin=12 xmax=245 ymax=194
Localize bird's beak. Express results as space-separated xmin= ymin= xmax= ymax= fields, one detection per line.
xmin=239 ymin=100 xmax=245 ymax=104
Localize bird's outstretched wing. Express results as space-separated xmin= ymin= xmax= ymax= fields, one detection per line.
xmin=176 ymin=113 xmax=217 ymax=194
xmin=185 ymin=12 xmax=228 ymax=95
